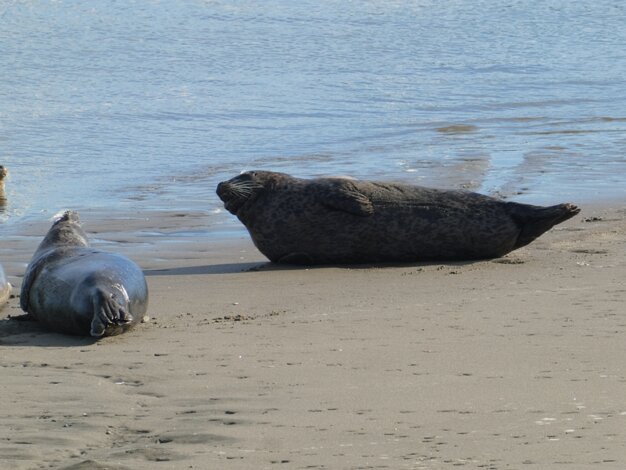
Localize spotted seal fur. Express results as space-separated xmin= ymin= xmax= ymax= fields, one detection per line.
xmin=216 ymin=170 xmax=580 ymax=264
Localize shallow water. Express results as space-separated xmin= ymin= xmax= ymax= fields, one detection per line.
xmin=2 ymin=0 xmax=626 ymax=237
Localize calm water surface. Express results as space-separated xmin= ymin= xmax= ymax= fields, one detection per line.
xmin=2 ymin=0 xmax=626 ymax=237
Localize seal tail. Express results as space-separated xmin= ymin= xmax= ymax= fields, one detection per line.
xmin=90 ymin=289 xmax=133 ymax=337
xmin=507 ymin=202 xmax=580 ymax=249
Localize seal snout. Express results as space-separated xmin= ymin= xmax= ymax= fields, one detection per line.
xmin=216 ymin=181 xmax=241 ymax=214
xmin=216 ymin=181 xmax=236 ymax=205
xmin=216 ymin=181 xmax=229 ymax=200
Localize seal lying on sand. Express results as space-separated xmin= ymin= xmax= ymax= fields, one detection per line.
xmin=0 ymin=264 xmax=11 ymax=309
xmin=20 ymin=211 xmax=148 ymax=337
xmin=216 ymin=171 xmax=580 ymax=264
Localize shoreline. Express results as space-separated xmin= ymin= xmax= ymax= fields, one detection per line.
xmin=1 ymin=194 xmax=624 ymax=279
xmin=1 ymin=200 xmax=625 ymax=468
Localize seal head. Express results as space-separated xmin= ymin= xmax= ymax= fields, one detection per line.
xmin=216 ymin=171 xmax=289 ymax=215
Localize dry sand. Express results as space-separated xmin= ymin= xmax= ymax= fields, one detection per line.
xmin=1 ymin=203 xmax=625 ymax=469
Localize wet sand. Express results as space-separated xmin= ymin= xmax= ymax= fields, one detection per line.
xmin=1 ymin=202 xmax=625 ymax=469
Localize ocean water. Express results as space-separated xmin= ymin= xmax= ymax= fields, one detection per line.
xmin=2 ymin=0 xmax=626 ymax=237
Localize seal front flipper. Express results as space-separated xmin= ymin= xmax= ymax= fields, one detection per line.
xmin=90 ymin=289 xmax=133 ymax=337
xmin=19 ymin=249 xmax=68 ymax=314
xmin=19 ymin=253 xmax=48 ymax=313
xmin=318 ymin=180 xmax=374 ymax=216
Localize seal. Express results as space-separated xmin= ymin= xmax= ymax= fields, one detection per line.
xmin=0 ymin=264 xmax=11 ymax=310
xmin=20 ymin=211 xmax=149 ymax=337
xmin=216 ymin=171 xmax=580 ymax=264
xmin=0 ymin=165 xmax=8 ymax=211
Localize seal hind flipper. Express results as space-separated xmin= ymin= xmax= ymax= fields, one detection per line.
xmin=318 ymin=181 xmax=374 ymax=216
xmin=507 ymin=202 xmax=580 ymax=249
xmin=90 ymin=289 xmax=133 ymax=337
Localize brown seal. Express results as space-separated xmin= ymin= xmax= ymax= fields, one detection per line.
xmin=216 ymin=171 xmax=580 ymax=264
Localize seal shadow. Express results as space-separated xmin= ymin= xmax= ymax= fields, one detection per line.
xmin=142 ymin=259 xmax=483 ymax=276
xmin=0 ymin=315 xmax=98 ymax=347
xmin=143 ymin=262 xmax=286 ymax=276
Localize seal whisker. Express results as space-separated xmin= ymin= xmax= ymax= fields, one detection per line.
xmin=225 ymin=181 xmax=263 ymax=199
xmin=227 ymin=187 xmax=252 ymax=198
xmin=231 ymin=182 xmax=262 ymax=190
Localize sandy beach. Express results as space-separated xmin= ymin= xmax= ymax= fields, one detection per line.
xmin=1 ymin=201 xmax=625 ymax=469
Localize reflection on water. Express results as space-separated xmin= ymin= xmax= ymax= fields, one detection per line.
xmin=1 ymin=0 xmax=626 ymax=237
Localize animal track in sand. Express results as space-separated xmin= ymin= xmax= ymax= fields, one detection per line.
xmin=569 ymin=248 xmax=608 ymax=254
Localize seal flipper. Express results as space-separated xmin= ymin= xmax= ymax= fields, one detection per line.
xmin=507 ymin=202 xmax=580 ymax=249
xmin=20 ymin=258 xmax=39 ymax=313
xmin=19 ymin=252 xmax=51 ymax=313
xmin=20 ymin=249 xmax=73 ymax=314
xmin=90 ymin=289 xmax=133 ymax=337
xmin=318 ymin=181 xmax=374 ymax=217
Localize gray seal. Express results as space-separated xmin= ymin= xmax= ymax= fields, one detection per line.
xmin=216 ymin=171 xmax=580 ymax=264
xmin=0 ymin=165 xmax=8 ymax=211
xmin=20 ymin=211 xmax=148 ymax=337
xmin=0 ymin=264 xmax=11 ymax=309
